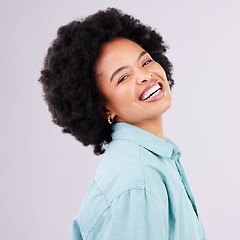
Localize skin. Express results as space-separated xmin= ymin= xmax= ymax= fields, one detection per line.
xmin=94 ymin=37 xmax=172 ymax=140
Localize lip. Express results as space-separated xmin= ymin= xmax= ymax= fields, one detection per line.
xmin=139 ymin=79 xmax=164 ymax=101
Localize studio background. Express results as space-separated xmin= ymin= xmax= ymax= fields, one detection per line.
xmin=1 ymin=0 xmax=239 ymax=239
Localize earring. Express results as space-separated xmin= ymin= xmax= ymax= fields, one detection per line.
xmin=108 ymin=115 xmax=113 ymax=124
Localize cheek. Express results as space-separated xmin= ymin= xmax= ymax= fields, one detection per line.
xmin=109 ymin=87 xmax=135 ymax=112
xmin=109 ymin=89 xmax=128 ymax=107
xmin=153 ymin=62 xmax=166 ymax=77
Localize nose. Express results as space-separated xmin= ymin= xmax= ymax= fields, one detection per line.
xmin=136 ymin=70 xmax=153 ymax=85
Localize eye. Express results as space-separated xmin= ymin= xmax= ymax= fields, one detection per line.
xmin=118 ymin=75 xmax=128 ymax=84
xmin=142 ymin=59 xmax=153 ymax=67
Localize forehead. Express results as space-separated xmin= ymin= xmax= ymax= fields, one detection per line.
xmin=99 ymin=37 xmax=143 ymax=55
xmin=94 ymin=38 xmax=145 ymax=75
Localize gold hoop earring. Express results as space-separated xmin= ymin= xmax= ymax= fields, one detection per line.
xmin=108 ymin=115 xmax=113 ymax=124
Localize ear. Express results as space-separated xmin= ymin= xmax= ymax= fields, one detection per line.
xmin=97 ymin=101 xmax=115 ymax=120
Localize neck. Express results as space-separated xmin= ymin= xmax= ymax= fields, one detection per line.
xmin=129 ymin=115 xmax=165 ymax=141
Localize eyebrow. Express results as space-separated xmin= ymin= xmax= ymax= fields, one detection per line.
xmin=110 ymin=51 xmax=148 ymax=82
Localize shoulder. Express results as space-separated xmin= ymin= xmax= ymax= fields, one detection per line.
xmin=72 ymin=185 xmax=168 ymax=240
xmin=95 ymin=139 xmax=145 ymax=197
xmin=94 ymin=138 xmax=170 ymax=201
xmin=72 ymin=139 xmax=171 ymax=239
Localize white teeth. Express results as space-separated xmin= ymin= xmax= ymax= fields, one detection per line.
xmin=142 ymin=83 xmax=161 ymax=100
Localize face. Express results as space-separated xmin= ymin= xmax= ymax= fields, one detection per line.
xmin=94 ymin=37 xmax=172 ymax=128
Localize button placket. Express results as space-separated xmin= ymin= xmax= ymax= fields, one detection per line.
xmin=171 ymin=149 xmax=199 ymax=218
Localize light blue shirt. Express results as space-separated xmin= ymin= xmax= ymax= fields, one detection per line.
xmin=71 ymin=122 xmax=206 ymax=240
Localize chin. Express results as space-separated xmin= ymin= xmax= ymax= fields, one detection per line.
xmin=161 ymin=97 xmax=172 ymax=113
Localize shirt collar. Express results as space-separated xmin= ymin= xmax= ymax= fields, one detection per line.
xmin=111 ymin=122 xmax=181 ymax=159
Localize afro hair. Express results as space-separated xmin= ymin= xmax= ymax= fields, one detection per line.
xmin=38 ymin=8 xmax=174 ymax=155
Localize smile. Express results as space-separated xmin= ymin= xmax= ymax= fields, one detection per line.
xmin=139 ymin=80 xmax=166 ymax=102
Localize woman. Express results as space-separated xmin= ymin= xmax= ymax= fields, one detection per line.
xmin=38 ymin=8 xmax=206 ymax=240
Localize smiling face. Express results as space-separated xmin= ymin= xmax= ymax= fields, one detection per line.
xmin=94 ymin=37 xmax=172 ymax=128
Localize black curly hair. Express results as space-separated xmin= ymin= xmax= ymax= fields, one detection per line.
xmin=38 ymin=8 xmax=174 ymax=156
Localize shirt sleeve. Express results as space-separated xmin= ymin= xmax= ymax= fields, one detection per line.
xmin=88 ymin=188 xmax=169 ymax=240
xmin=71 ymin=219 xmax=83 ymax=240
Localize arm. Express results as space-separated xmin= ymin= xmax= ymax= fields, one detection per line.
xmin=90 ymin=189 xmax=168 ymax=240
